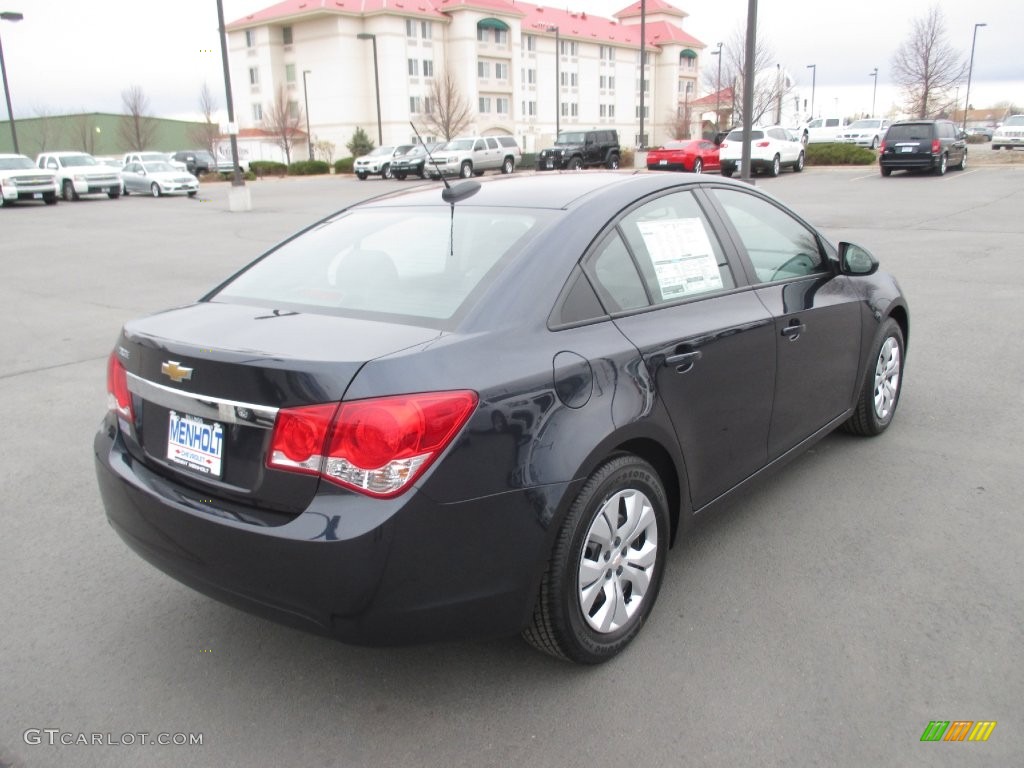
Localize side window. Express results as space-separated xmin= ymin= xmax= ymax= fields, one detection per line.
xmin=711 ymin=188 xmax=826 ymax=283
xmin=486 ymin=138 xmax=499 ymax=149
xmin=826 ymin=119 xmax=839 ymax=128
xmin=47 ymin=159 xmax=59 ymax=170
xmin=584 ymin=232 xmax=650 ymax=312
xmin=618 ymin=190 xmax=735 ymax=303
xmin=474 ymin=140 xmax=485 ymax=151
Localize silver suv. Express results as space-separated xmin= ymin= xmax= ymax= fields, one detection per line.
xmin=427 ymin=136 xmax=520 ymax=178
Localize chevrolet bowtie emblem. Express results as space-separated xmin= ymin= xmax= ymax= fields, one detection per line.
xmin=161 ymin=361 xmax=193 ymax=383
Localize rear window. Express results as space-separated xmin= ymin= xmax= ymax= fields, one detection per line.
xmin=212 ymin=207 xmax=552 ymax=327
xmin=727 ymin=130 xmax=764 ymax=140
xmin=885 ymin=124 xmax=932 ymax=141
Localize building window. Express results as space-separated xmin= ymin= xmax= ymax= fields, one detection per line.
xmin=408 ymin=59 xmax=420 ymax=76
xmin=477 ymin=27 xmax=488 ymax=43
xmin=560 ymin=72 xmax=578 ymax=87
xmin=495 ymin=62 xmax=508 ymax=81
xmin=571 ymin=102 xmax=578 ymax=117
xmin=560 ymin=40 xmax=579 ymax=57
xmin=479 ymin=97 xmax=492 ymax=113
xmin=288 ymin=101 xmax=299 ymax=119
xmin=424 ymin=97 xmax=434 ymax=113
xmin=410 ymin=96 xmax=422 ymax=113
xmin=421 ymin=21 xmax=432 ymax=39
xmin=245 ymin=29 xmax=256 ymax=48
xmin=248 ymin=67 xmax=259 ymax=85
xmin=608 ymin=104 xmax=615 ymax=118
xmin=638 ymin=51 xmax=651 ymax=66
xmin=599 ymin=45 xmax=614 ymax=62
xmin=561 ymin=103 xmax=568 ymax=117
xmin=496 ymin=97 xmax=509 ymax=115
xmin=285 ymin=64 xmax=296 ymax=83
xmin=525 ymin=34 xmax=536 ymax=52
xmin=478 ymin=61 xmax=491 ymax=79
xmin=406 ymin=19 xmax=416 ymax=37
xmin=252 ymin=104 xmax=263 ymax=121
xmin=522 ymin=100 xmax=536 ymax=116
xmin=635 ymin=105 xmax=649 ymax=119
xmin=422 ymin=59 xmax=434 ymax=77
xmin=636 ymin=78 xmax=650 ymax=93
xmin=600 ymin=104 xmax=606 ymax=118
xmin=495 ymin=29 xmax=508 ymax=46
xmin=282 ymin=26 xmax=293 ymax=45
xmin=524 ymin=68 xmax=536 ymax=85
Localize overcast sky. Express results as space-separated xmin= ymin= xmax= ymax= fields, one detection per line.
xmin=1 ymin=0 xmax=1018 ymax=122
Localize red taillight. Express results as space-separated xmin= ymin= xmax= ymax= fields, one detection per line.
xmin=879 ymin=140 xmax=886 ymax=152
xmin=268 ymin=391 xmax=478 ymax=498
xmin=755 ymin=140 xmax=770 ymax=147
xmin=106 ymin=353 xmax=133 ymax=421
xmin=719 ymin=141 xmax=728 ymax=148
xmin=931 ymin=139 xmax=941 ymax=153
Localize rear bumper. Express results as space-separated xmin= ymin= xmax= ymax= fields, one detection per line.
xmin=879 ymin=155 xmax=939 ymax=171
xmin=94 ymin=423 xmax=561 ymax=645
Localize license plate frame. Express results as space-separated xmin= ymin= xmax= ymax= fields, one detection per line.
xmin=167 ymin=410 xmax=225 ymax=478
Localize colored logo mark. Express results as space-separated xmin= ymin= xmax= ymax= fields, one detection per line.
xmin=920 ymin=721 xmax=996 ymax=742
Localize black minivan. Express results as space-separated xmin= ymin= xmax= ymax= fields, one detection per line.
xmin=879 ymin=119 xmax=967 ymax=176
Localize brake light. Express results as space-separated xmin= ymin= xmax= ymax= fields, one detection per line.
xmin=720 ymin=141 xmax=728 ymax=148
xmin=756 ymin=140 xmax=770 ymax=147
xmin=106 ymin=353 xmax=133 ymax=420
xmin=879 ymin=140 xmax=886 ymax=152
xmin=268 ymin=391 xmax=478 ymax=497
xmin=932 ymin=139 xmax=941 ymax=153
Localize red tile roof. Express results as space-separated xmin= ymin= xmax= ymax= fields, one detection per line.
xmin=229 ymin=0 xmax=705 ymax=50
xmin=614 ymin=0 xmax=688 ymax=20
xmin=237 ymin=127 xmax=307 ymax=139
xmin=688 ymin=87 xmax=734 ymax=108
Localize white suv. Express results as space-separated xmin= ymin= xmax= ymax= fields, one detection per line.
xmin=1 ymin=154 xmax=59 ymax=207
xmin=37 ymin=151 xmax=122 ymax=200
xmin=719 ymin=127 xmax=805 ymax=177
xmin=992 ymin=115 xmax=1024 ymax=150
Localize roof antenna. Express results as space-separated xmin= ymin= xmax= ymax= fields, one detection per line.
xmin=409 ymin=121 xmax=480 ymax=203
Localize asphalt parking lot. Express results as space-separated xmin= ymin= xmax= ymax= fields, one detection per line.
xmin=2 ymin=157 xmax=1022 ymax=767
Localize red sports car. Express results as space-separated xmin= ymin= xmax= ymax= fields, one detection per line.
xmin=646 ymin=139 xmax=720 ymax=174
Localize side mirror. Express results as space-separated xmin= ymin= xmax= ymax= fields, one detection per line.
xmin=838 ymin=242 xmax=878 ymax=276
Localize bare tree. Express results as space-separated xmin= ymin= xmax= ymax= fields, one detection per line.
xmin=264 ymin=85 xmax=305 ymax=165
xmin=313 ymin=139 xmax=335 ymax=165
xmin=188 ymin=82 xmax=220 ymax=154
xmin=32 ymin=105 xmax=63 ymax=154
xmin=700 ymin=26 xmax=785 ymax=127
xmin=71 ymin=112 xmax=99 ymax=154
xmin=418 ymin=70 xmax=473 ymax=141
xmin=891 ymin=5 xmax=965 ymax=118
xmin=119 ymin=85 xmax=158 ymax=150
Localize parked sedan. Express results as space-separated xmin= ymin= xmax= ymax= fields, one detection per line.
xmin=95 ymin=172 xmax=908 ymax=664
xmin=390 ymin=142 xmax=444 ymax=179
xmin=646 ymin=139 xmax=720 ymax=173
xmin=837 ymin=118 xmax=890 ymax=149
xmin=719 ymin=126 xmax=805 ymax=177
xmin=121 ymin=161 xmax=199 ymax=197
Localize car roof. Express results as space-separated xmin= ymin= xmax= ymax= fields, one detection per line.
xmin=357 ymin=171 xmax=770 ymax=212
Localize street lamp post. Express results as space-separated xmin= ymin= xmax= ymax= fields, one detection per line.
xmin=302 ymin=69 xmax=313 ymax=160
xmin=214 ymin=0 xmax=245 ymax=191
xmin=356 ymin=33 xmax=382 ymax=146
xmin=711 ymin=42 xmax=723 ymax=131
xmin=547 ymin=26 xmax=559 ymax=138
xmin=0 ymin=10 xmax=24 ymax=154
xmin=806 ymin=63 xmax=816 ymax=120
xmin=963 ymin=22 xmax=986 ymax=133
xmin=869 ymin=67 xmax=878 ymax=117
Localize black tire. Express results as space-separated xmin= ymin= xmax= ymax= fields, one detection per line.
xmin=43 ymin=192 xmax=57 ymax=205
xmin=721 ymin=168 xmax=734 ymax=178
xmin=769 ymin=154 xmax=781 ymax=177
xmin=150 ymin=183 xmax=161 ymax=198
xmin=394 ymin=172 xmax=407 ymax=180
xmin=955 ymin=149 xmax=967 ymax=171
xmin=459 ymin=161 xmax=473 ymax=179
xmin=501 ymin=157 xmax=514 ymax=174
xmin=794 ymin=152 xmax=805 ymax=172
xmin=523 ymin=455 xmax=670 ymax=664
xmin=692 ymin=158 xmax=703 ymax=174
xmin=842 ymin=318 xmax=905 ymax=437
xmin=62 ymin=180 xmax=78 ymax=201
xmin=108 ymin=190 xmax=120 ymax=199
xmin=417 ymin=169 xmax=426 ymax=179
xmin=381 ymin=164 xmax=392 ymax=180
xmin=880 ymin=166 xmax=892 ymax=177
xmin=356 ymin=172 xmax=368 ymax=180
xmin=187 ymin=191 xmax=197 ymax=197
xmin=933 ymin=153 xmax=947 ymax=176
xmin=473 ymin=170 xmax=484 ymax=177
xmin=606 ymin=154 xmax=620 ymax=170
xmin=568 ymin=156 xmax=583 ymax=171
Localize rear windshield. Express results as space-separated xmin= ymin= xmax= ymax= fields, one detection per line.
xmin=726 ymin=130 xmax=764 ymax=140
xmin=885 ymin=124 xmax=932 ymax=141
xmin=212 ymin=206 xmax=552 ymax=327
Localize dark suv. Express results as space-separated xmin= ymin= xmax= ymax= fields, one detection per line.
xmin=879 ymin=120 xmax=967 ymax=176
xmin=537 ymin=130 xmax=620 ymax=170
xmin=171 ymin=150 xmax=217 ymax=175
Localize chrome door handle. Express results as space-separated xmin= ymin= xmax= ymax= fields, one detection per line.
xmin=665 ymin=350 xmax=702 ymax=373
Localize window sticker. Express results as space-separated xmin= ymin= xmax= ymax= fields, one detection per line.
xmin=636 ymin=218 xmax=723 ymax=299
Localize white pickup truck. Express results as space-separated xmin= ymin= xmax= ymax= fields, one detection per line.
xmin=801 ymin=117 xmax=850 ymax=144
